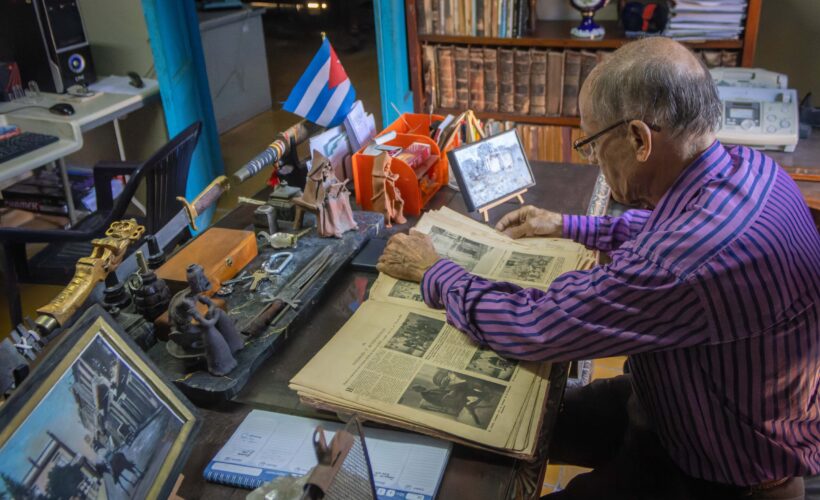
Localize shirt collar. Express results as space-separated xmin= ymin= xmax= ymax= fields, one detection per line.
xmin=645 ymin=140 xmax=731 ymax=229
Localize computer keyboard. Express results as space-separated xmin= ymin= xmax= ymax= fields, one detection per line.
xmin=0 ymin=132 xmax=60 ymax=164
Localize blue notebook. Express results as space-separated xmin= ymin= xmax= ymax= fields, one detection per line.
xmin=204 ymin=410 xmax=452 ymax=500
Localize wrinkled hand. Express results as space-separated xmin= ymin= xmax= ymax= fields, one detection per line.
xmin=495 ymin=205 xmax=563 ymax=239
xmin=376 ymin=230 xmax=441 ymax=283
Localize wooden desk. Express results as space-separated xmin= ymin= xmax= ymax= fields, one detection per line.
xmin=174 ymin=161 xmax=606 ymax=500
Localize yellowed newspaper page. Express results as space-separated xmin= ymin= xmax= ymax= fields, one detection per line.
xmin=291 ymin=301 xmax=543 ymax=450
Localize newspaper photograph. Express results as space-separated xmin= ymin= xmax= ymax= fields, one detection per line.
xmin=398 ymin=366 xmax=506 ymax=430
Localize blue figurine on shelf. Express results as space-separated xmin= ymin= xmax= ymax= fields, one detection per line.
xmin=569 ymin=0 xmax=610 ymax=39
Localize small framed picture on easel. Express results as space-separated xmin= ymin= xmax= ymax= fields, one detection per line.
xmin=446 ymin=129 xmax=535 ymax=222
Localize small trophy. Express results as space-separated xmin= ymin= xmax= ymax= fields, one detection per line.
xmin=570 ymin=0 xmax=610 ymax=39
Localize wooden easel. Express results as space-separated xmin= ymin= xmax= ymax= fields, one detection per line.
xmin=478 ymin=189 xmax=528 ymax=223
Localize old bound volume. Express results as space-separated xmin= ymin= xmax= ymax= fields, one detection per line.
xmin=422 ymin=45 xmax=438 ymax=110
xmin=529 ymin=49 xmax=547 ymax=115
xmin=578 ymin=50 xmax=598 ymax=97
xmin=546 ymin=51 xmax=564 ymax=116
xmin=498 ymin=48 xmax=515 ymax=113
xmin=483 ymin=48 xmax=499 ymax=112
xmin=513 ymin=49 xmax=531 ymax=114
xmin=469 ymin=48 xmax=485 ymax=112
xmin=455 ymin=47 xmax=470 ymax=109
xmin=437 ymin=45 xmax=456 ymax=108
xmin=291 ymin=208 xmax=596 ymax=458
xmin=562 ymin=50 xmax=581 ymax=117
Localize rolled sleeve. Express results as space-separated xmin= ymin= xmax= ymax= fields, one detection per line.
xmin=563 ymin=210 xmax=652 ymax=252
xmin=421 ymin=259 xmax=468 ymax=309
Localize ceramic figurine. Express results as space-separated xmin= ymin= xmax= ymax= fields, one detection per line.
xmin=370 ymin=153 xmax=407 ymax=227
xmin=293 ymin=150 xmax=357 ymax=238
xmin=167 ymin=264 xmax=245 ymax=376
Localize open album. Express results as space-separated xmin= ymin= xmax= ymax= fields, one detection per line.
xmin=290 ymin=208 xmax=595 ymax=458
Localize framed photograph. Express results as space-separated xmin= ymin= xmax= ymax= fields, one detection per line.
xmin=0 ymin=305 xmax=199 ymax=500
xmin=446 ymin=129 xmax=536 ymax=213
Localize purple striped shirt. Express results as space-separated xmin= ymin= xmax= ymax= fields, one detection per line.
xmin=421 ymin=141 xmax=820 ymax=486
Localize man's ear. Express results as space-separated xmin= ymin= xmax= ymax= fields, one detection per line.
xmin=627 ymin=120 xmax=653 ymax=162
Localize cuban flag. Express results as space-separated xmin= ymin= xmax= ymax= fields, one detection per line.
xmin=283 ymin=38 xmax=356 ymax=128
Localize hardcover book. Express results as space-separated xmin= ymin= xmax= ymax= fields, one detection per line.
xmin=437 ymin=45 xmax=457 ymax=108
xmin=546 ymin=50 xmax=565 ymax=116
xmin=514 ymin=48 xmax=532 ymax=114
xmin=498 ymin=48 xmax=515 ymax=113
xmin=529 ymin=49 xmax=547 ymax=115
xmin=455 ymin=46 xmax=471 ymax=109
xmin=469 ymin=47 xmax=485 ymax=111
xmin=562 ymin=50 xmax=582 ymax=117
xmin=483 ymin=47 xmax=499 ymax=112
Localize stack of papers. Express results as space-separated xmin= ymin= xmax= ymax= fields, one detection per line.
xmin=291 ymin=208 xmax=597 ymax=459
xmin=664 ymin=0 xmax=747 ymax=40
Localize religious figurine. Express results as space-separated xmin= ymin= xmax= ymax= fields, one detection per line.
xmin=167 ymin=264 xmax=244 ymax=376
xmin=371 ymin=153 xmax=407 ymax=227
xmin=292 ymin=150 xmax=357 ymax=238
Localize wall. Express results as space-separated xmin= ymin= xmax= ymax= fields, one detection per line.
xmin=67 ymin=0 xmax=167 ymax=169
xmin=755 ymin=0 xmax=820 ymax=98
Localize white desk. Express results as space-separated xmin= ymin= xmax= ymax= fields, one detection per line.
xmin=0 ymin=77 xmax=160 ymax=223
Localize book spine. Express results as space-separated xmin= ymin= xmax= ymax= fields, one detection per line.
xmin=476 ymin=0 xmax=484 ymax=36
xmin=513 ymin=48 xmax=531 ymax=114
xmin=498 ymin=48 xmax=515 ymax=113
xmin=437 ymin=46 xmax=456 ymax=108
xmin=546 ymin=50 xmax=565 ymax=116
xmin=454 ymin=46 xmax=470 ymax=109
xmin=469 ymin=48 xmax=485 ymax=112
xmin=422 ymin=44 xmax=438 ymax=110
xmin=529 ymin=49 xmax=546 ymax=115
xmin=483 ymin=47 xmax=498 ymax=112
xmin=562 ymin=50 xmax=581 ymax=117
xmin=1 ymin=199 xmax=68 ymax=214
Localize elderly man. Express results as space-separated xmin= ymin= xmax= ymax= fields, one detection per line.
xmin=377 ymin=38 xmax=819 ymax=499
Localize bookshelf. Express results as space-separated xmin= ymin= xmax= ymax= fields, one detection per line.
xmin=405 ymin=0 xmax=763 ymax=129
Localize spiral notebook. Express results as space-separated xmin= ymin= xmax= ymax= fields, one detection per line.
xmin=204 ymin=410 xmax=452 ymax=500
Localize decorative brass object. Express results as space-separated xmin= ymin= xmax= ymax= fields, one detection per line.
xmin=36 ymin=219 xmax=145 ymax=331
xmin=176 ymin=175 xmax=231 ymax=231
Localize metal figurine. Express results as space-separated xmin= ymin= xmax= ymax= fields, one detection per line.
xmin=371 ymin=153 xmax=407 ymax=227
xmin=131 ymin=251 xmax=171 ymax=322
xmin=292 ymin=150 xmax=357 ymax=238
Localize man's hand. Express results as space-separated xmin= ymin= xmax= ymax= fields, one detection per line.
xmin=376 ymin=230 xmax=441 ymax=283
xmin=495 ymin=206 xmax=563 ymax=239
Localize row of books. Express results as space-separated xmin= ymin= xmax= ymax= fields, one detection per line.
xmin=421 ymin=45 xmax=741 ymax=118
xmin=415 ymin=0 xmax=533 ymax=38
xmin=664 ymin=0 xmax=747 ymax=41
xmin=422 ymin=45 xmax=604 ymax=118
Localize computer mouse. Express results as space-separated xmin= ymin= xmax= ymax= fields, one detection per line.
xmin=128 ymin=71 xmax=144 ymax=88
xmin=49 ymin=103 xmax=75 ymax=116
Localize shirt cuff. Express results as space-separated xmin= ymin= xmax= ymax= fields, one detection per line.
xmin=421 ymin=259 xmax=468 ymax=309
xmin=562 ymin=214 xmax=599 ymax=248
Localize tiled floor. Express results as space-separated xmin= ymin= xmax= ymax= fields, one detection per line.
xmin=540 ymin=356 xmax=627 ymax=496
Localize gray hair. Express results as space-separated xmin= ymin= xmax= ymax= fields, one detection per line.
xmin=586 ymin=40 xmax=721 ymax=139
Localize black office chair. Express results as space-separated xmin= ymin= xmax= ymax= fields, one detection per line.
xmin=0 ymin=121 xmax=202 ymax=325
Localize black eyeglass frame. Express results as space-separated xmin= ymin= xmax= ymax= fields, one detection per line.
xmin=573 ymin=119 xmax=662 ymax=155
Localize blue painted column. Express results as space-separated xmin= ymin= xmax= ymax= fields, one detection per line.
xmin=141 ymin=0 xmax=223 ymax=228
xmin=374 ymin=0 xmax=414 ymax=128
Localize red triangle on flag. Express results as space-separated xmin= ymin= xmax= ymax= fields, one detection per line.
xmin=328 ymin=45 xmax=348 ymax=89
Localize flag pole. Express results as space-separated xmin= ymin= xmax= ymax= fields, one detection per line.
xmin=321 ymin=32 xmax=326 ymax=41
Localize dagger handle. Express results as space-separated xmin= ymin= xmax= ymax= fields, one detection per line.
xmin=242 ymin=299 xmax=287 ymax=337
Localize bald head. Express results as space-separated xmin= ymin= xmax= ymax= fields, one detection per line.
xmin=580 ymin=37 xmax=721 ymax=140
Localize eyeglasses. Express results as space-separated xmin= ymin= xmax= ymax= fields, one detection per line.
xmin=573 ymin=119 xmax=661 ymax=159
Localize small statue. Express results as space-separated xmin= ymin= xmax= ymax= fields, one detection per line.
xmin=166 ymin=264 xmax=244 ymax=376
xmin=191 ymin=296 xmax=244 ymax=376
xmin=292 ymin=150 xmax=357 ymax=238
xmin=371 ymin=153 xmax=407 ymax=227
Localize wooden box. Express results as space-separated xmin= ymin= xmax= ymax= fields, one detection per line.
xmin=156 ymin=227 xmax=258 ymax=295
